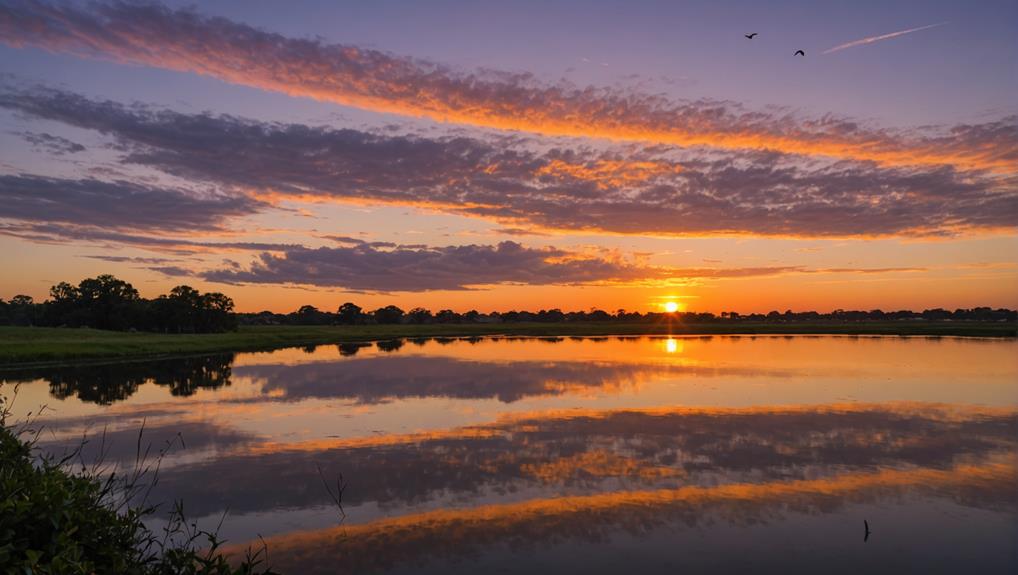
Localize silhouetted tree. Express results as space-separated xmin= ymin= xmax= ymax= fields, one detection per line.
xmin=293 ymin=305 xmax=329 ymax=325
xmin=373 ymin=305 xmax=405 ymax=324
xmin=336 ymin=302 xmax=363 ymax=325
xmin=406 ymin=307 xmax=433 ymax=324
xmin=75 ymin=274 xmax=142 ymax=330
xmin=149 ymin=285 xmax=236 ymax=333
xmin=8 ymin=295 xmax=36 ymax=326
xmin=434 ymin=309 xmax=461 ymax=323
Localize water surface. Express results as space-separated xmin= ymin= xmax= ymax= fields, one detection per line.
xmin=5 ymin=335 xmax=1017 ymax=573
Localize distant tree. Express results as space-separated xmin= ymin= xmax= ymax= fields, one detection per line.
xmin=373 ymin=305 xmax=405 ymax=324
xmin=46 ymin=281 xmax=82 ymax=326
xmin=196 ymin=291 xmax=236 ymax=332
xmin=922 ymin=308 xmax=951 ymax=321
xmin=8 ymin=295 xmax=36 ymax=326
xmin=74 ymin=274 xmax=141 ymax=330
xmin=435 ymin=309 xmax=461 ymax=323
xmin=336 ymin=302 xmax=363 ymax=325
xmin=537 ymin=309 xmax=565 ymax=323
xmin=294 ymin=305 xmax=328 ymax=325
xmin=406 ymin=307 xmax=433 ymax=324
xmin=148 ymin=285 xmax=236 ymax=333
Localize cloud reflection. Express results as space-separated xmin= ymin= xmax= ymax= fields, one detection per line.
xmin=148 ymin=403 xmax=1017 ymax=519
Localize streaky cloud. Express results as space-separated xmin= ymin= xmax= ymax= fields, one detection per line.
xmin=3 ymin=87 xmax=1015 ymax=239
xmin=823 ymin=22 xmax=949 ymax=54
xmin=203 ymin=240 xmax=925 ymax=292
xmin=0 ymin=221 xmax=299 ymax=253
xmin=0 ymin=173 xmax=263 ymax=231
xmin=0 ymin=2 xmax=1013 ymax=172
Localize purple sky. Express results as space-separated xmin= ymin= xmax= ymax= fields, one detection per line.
xmin=0 ymin=0 xmax=1015 ymax=312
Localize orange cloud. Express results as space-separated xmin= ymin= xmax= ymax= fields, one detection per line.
xmin=4 ymin=87 xmax=1014 ymax=240
xmin=534 ymin=159 xmax=684 ymax=190
xmin=2 ymin=2 xmax=1015 ymax=173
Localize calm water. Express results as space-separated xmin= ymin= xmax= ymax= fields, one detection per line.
xmin=4 ymin=335 xmax=1017 ymax=574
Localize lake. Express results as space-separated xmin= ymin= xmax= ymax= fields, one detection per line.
xmin=4 ymin=335 xmax=1017 ymax=574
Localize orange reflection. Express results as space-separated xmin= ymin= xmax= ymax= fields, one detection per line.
xmin=235 ymin=401 xmax=1017 ymax=456
xmin=519 ymin=450 xmax=682 ymax=484
xmin=238 ymin=457 xmax=1016 ymax=574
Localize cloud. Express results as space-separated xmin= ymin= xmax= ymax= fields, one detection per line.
xmin=13 ymin=130 xmax=85 ymax=154
xmin=1 ymin=2 xmax=1014 ymax=172
xmin=823 ymin=22 xmax=949 ymax=55
xmin=202 ymin=240 xmax=922 ymax=292
xmin=203 ymin=241 xmax=681 ymax=291
xmin=149 ymin=265 xmax=193 ymax=277
xmin=0 ymin=173 xmax=264 ymax=232
xmin=0 ymin=221 xmax=300 ymax=253
xmin=3 ymin=87 xmax=1015 ymax=239
xmin=80 ymin=254 xmax=177 ymax=264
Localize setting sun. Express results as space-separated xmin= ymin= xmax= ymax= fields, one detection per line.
xmin=664 ymin=301 xmax=680 ymax=313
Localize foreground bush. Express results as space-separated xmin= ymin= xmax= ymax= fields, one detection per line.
xmin=0 ymin=414 xmax=276 ymax=574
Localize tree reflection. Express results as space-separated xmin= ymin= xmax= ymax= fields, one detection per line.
xmin=8 ymin=354 xmax=235 ymax=405
xmin=375 ymin=339 xmax=405 ymax=353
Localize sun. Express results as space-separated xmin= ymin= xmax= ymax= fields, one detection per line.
xmin=663 ymin=301 xmax=680 ymax=313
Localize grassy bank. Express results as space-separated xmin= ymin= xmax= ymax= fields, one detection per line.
xmin=1 ymin=321 xmax=1014 ymax=366
xmin=0 ymin=416 xmax=277 ymax=574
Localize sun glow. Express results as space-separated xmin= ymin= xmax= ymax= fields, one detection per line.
xmin=663 ymin=301 xmax=680 ymax=313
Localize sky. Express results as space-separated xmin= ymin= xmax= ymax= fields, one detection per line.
xmin=0 ymin=0 xmax=1015 ymax=313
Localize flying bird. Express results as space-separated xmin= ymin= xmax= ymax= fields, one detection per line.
xmin=794 ymin=50 xmax=806 ymax=56
xmin=745 ymin=33 xmax=757 ymax=39
xmin=864 ymin=520 xmax=871 ymax=542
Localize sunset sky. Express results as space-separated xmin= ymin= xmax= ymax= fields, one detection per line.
xmin=1 ymin=0 xmax=1015 ymax=313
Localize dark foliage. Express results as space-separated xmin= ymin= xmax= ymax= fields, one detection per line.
xmin=5 ymin=354 xmax=235 ymax=405
xmin=0 ymin=275 xmax=237 ymax=333
xmin=0 ymin=397 xmax=278 ymax=574
xmin=236 ymin=304 xmax=1018 ymax=326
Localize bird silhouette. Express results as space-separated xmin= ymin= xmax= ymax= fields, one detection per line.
xmin=794 ymin=49 xmax=806 ymax=56
xmin=745 ymin=33 xmax=757 ymax=39
xmin=864 ymin=520 xmax=871 ymax=542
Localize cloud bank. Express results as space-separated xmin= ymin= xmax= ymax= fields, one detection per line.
xmin=3 ymin=87 xmax=1015 ymax=239
xmin=1 ymin=1 xmax=1015 ymax=172
xmin=203 ymin=240 xmax=919 ymax=292
xmin=0 ymin=173 xmax=262 ymax=232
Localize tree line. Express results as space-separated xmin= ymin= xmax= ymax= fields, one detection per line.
xmin=0 ymin=274 xmax=236 ymax=333
xmin=240 ymin=303 xmax=1017 ymax=326
xmin=2 ymin=275 xmax=1014 ymax=332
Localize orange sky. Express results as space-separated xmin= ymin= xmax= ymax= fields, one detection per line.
xmin=0 ymin=1 xmax=1015 ymax=313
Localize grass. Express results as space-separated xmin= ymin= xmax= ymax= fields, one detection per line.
xmin=0 ymin=407 xmax=278 ymax=574
xmin=1 ymin=321 xmax=1014 ymax=366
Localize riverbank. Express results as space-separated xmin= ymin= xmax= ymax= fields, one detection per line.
xmin=1 ymin=321 xmax=1014 ymax=366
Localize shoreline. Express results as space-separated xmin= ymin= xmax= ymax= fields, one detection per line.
xmin=1 ymin=321 xmax=1015 ymax=368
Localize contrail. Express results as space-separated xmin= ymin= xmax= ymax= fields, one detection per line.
xmin=823 ymin=22 xmax=948 ymax=54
